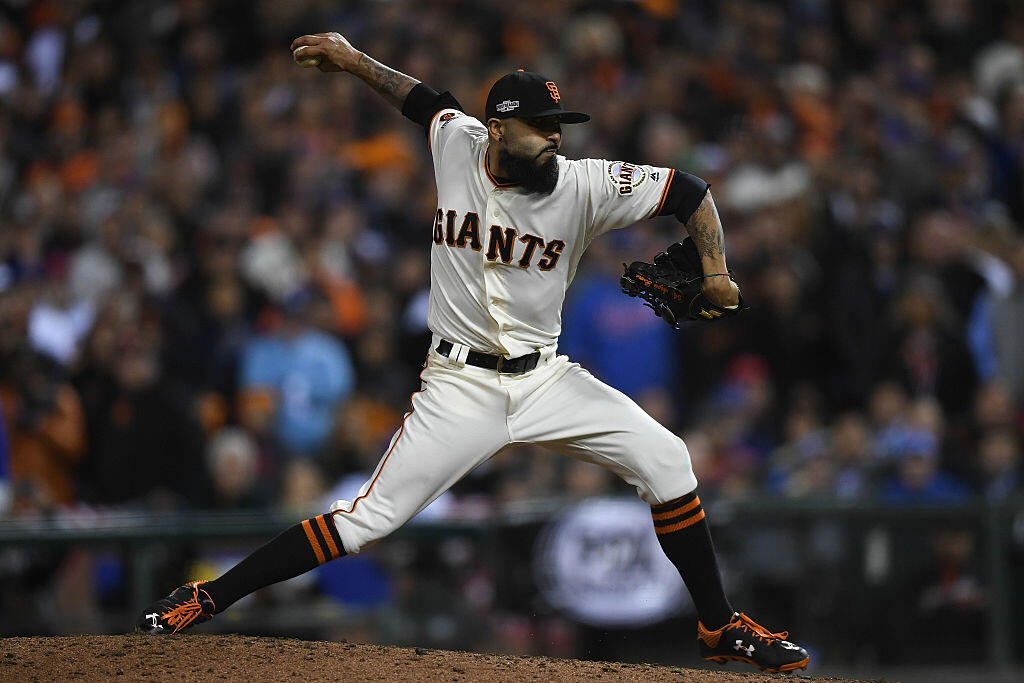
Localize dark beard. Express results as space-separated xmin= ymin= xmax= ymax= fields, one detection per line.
xmin=499 ymin=149 xmax=559 ymax=195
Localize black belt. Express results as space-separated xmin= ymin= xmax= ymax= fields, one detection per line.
xmin=436 ymin=339 xmax=540 ymax=374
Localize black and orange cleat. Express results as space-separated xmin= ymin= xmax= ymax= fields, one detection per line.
xmin=134 ymin=581 xmax=215 ymax=635
xmin=698 ymin=612 xmax=809 ymax=673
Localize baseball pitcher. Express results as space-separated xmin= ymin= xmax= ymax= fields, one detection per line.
xmin=135 ymin=32 xmax=808 ymax=674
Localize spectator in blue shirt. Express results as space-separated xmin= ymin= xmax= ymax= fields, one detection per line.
xmin=880 ymin=426 xmax=971 ymax=504
xmin=239 ymin=292 xmax=355 ymax=457
xmin=560 ymin=239 xmax=676 ymax=399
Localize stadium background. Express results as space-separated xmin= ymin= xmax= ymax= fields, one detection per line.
xmin=0 ymin=0 xmax=1021 ymax=678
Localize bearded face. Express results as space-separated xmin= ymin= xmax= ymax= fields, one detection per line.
xmin=498 ymin=147 xmax=559 ymax=195
xmin=497 ymin=116 xmax=562 ymax=195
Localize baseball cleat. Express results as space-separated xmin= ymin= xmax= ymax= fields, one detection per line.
xmin=697 ymin=611 xmax=809 ymax=673
xmin=134 ymin=581 xmax=215 ymax=635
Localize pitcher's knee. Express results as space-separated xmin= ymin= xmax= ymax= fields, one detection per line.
xmin=328 ymin=498 xmax=407 ymax=555
xmin=635 ymin=433 xmax=698 ymax=504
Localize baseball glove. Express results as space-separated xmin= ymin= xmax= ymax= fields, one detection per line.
xmin=620 ymin=237 xmax=744 ymax=327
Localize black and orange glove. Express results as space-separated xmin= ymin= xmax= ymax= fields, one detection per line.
xmin=620 ymin=237 xmax=745 ymax=327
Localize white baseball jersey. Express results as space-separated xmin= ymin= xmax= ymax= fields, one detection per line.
xmin=426 ymin=108 xmax=676 ymax=358
xmin=328 ymin=107 xmax=697 ymax=556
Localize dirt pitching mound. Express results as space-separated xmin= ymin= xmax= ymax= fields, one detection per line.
xmin=0 ymin=635 xmax=869 ymax=682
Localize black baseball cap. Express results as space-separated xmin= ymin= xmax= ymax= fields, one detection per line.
xmin=485 ymin=70 xmax=590 ymax=124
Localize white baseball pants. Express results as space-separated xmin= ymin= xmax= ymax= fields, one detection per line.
xmin=328 ymin=338 xmax=698 ymax=555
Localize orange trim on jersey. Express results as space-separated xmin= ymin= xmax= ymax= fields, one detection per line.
xmin=484 ymin=149 xmax=519 ymax=188
xmin=301 ymin=519 xmax=326 ymax=564
xmin=648 ymin=168 xmax=676 ymax=219
xmin=426 ymin=109 xmax=447 ymax=154
xmin=655 ymin=508 xmax=706 ymax=534
xmin=332 ymin=362 xmax=431 ymax=519
xmin=315 ymin=514 xmax=341 ymax=560
xmin=651 ymin=495 xmax=700 ymax=521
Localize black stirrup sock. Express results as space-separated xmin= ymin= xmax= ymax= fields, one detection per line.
xmin=201 ymin=513 xmax=345 ymax=613
xmin=652 ymin=492 xmax=735 ymax=629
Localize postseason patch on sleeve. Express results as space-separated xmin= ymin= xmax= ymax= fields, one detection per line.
xmin=438 ymin=111 xmax=463 ymax=129
xmin=606 ymin=161 xmax=648 ymax=196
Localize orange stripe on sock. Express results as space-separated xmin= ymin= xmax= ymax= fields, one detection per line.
xmin=651 ymin=492 xmax=697 ymax=511
xmin=301 ymin=519 xmax=326 ymax=565
xmin=655 ymin=509 xmax=706 ymax=535
xmin=651 ymin=496 xmax=701 ymax=521
xmin=315 ymin=515 xmax=340 ymax=560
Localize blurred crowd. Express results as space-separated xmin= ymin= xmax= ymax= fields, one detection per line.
xmin=2 ymin=0 xmax=1024 ymax=665
xmin=0 ymin=0 xmax=1023 ymax=521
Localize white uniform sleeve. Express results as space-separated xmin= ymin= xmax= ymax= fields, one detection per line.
xmin=428 ymin=108 xmax=485 ymax=167
xmin=585 ymin=159 xmax=675 ymax=238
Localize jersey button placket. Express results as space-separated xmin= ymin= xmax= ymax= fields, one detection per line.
xmin=482 ymin=195 xmax=507 ymax=352
xmin=484 ymin=197 xmax=500 ymax=267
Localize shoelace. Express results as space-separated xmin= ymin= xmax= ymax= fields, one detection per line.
xmin=161 ymin=590 xmax=207 ymax=633
xmin=733 ymin=613 xmax=789 ymax=642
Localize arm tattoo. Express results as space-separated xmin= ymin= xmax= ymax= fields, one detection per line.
xmin=684 ymin=193 xmax=725 ymax=260
xmin=354 ymin=53 xmax=419 ymax=111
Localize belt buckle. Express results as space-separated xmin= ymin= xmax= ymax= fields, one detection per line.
xmin=496 ymin=356 xmax=505 ymax=373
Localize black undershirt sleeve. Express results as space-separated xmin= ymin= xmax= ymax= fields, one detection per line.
xmin=655 ymin=170 xmax=710 ymax=223
xmin=401 ymin=83 xmax=465 ymax=126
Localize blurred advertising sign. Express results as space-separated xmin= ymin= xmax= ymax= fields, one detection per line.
xmin=533 ymin=497 xmax=691 ymax=627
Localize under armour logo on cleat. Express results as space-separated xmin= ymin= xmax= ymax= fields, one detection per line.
xmin=146 ymin=613 xmax=163 ymax=629
xmin=734 ymin=640 xmax=754 ymax=656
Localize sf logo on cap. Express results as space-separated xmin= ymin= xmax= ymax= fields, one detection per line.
xmin=546 ymin=81 xmax=560 ymax=102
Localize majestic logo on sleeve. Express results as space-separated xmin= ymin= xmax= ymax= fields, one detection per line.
xmin=607 ymin=162 xmax=647 ymax=196
xmin=433 ymin=208 xmax=564 ymax=271
xmin=546 ymin=82 xmax=560 ymax=102
xmin=496 ymin=100 xmax=519 ymax=113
